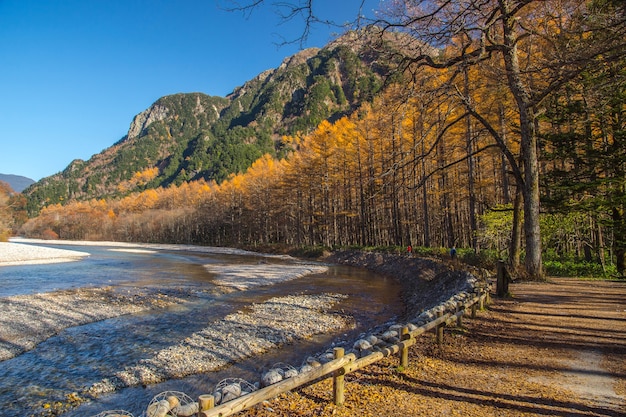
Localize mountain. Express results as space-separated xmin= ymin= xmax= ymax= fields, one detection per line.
xmin=24 ymin=30 xmax=400 ymax=214
xmin=0 ymin=174 xmax=35 ymax=193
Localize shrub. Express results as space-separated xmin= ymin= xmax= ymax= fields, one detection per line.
xmin=289 ymin=246 xmax=329 ymax=258
xmin=543 ymin=260 xmax=616 ymax=278
xmin=459 ymin=249 xmax=500 ymax=269
xmin=41 ymin=229 xmax=59 ymax=240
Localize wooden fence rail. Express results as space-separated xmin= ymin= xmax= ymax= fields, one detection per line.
xmin=195 ymin=290 xmax=489 ymax=417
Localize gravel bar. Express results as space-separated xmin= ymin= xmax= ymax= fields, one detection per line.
xmin=87 ymin=293 xmax=351 ymax=396
xmin=0 ymin=240 xmax=353 ymax=405
xmin=0 ymin=241 xmax=90 ymax=266
xmin=0 ymin=287 xmax=190 ymax=362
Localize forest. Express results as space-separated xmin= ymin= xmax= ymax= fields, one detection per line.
xmin=21 ymin=43 xmax=387 ymax=213
xmin=12 ymin=0 xmax=626 ymax=280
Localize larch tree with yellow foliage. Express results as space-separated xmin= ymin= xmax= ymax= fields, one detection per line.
xmin=370 ymin=0 xmax=626 ymax=279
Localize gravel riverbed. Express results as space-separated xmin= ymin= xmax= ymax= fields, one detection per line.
xmin=0 ymin=241 xmax=89 ymax=266
xmin=1 ymin=241 xmax=482 ymax=416
xmin=86 ymin=293 xmax=351 ymax=397
xmin=0 ymin=241 xmax=355 ymax=414
xmin=0 ymin=287 xmax=189 ymax=362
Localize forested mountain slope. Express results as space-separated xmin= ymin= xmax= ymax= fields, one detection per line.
xmin=0 ymin=174 xmax=34 ymax=193
xmin=23 ymin=32 xmax=390 ymax=215
xmin=18 ymin=2 xmax=626 ymax=279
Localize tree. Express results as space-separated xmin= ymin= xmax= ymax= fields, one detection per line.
xmin=18 ymin=1 xmax=625 ymax=274
xmin=364 ymin=0 xmax=626 ymax=279
xmin=0 ymin=181 xmax=13 ymax=241
xmin=542 ymin=54 xmax=626 ymax=276
xmin=221 ymin=0 xmax=373 ymax=47
xmin=0 ymin=181 xmax=29 ymax=240
xmin=232 ymin=0 xmax=626 ymax=279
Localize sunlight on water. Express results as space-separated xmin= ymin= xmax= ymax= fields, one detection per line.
xmin=0 ymin=244 xmax=401 ymax=417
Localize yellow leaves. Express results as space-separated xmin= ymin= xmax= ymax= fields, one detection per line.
xmin=26 ymin=44 xmax=523 ymax=246
xmin=280 ymin=134 xmax=300 ymax=147
xmin=38 ymin=392 xmax=84 ymax=416
xmin=117 ymin=167 xmax=161 ymax=193
xmin=133 ymin=167 xmax=159 ymax=183
xmin=117 ymin=182 xmax=130 ymax=194
xmin=419 ymin=356 xmax=437 ymax=369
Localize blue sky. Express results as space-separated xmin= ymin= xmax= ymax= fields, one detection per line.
xmin=0 ymin=0 xmax=381 ymax=181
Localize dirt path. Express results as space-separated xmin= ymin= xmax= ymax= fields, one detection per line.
xmin=501 ymin=278 xmax=625 ymax=412
xmin=244 ymin=277 xmax=626 ymax=416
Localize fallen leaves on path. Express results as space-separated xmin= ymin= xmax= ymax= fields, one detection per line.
xmin=243 ymin=278 xmax=626 ymax=417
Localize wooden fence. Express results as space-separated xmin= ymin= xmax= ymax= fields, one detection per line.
xmin=189 ymin=288 xmax=490 ymax=417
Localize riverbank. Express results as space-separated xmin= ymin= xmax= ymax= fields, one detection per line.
xmin=86 ymin=293 xmax=351 ymax=397
xmin=252 ymin=278 xmax=626 ymax=416
xmin=0 ymin=241 xmax=362 ymax=416
xmin=323 ymin=250 xmax=484 ymax=320
xmin=0 ymin=241 xmax=90 ymax=266
xmin=1 ymin=240 xmax=485 ymax=416
xmin=5 ymin=241 xmax=624 ymax=416
xmin=0 ymin=287 xmax=191 ymax=362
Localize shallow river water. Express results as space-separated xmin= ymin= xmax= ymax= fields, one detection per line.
xmin=0 ymin=243 xmax=402 ymax=417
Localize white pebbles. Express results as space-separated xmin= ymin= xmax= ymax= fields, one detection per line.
xmin=205 ymin=263 xmax=329 ymax=290
xmin=0 ymin=241 xmax=89 ymax=266
xmin=87 ymin=293 xmax=351 ymax=395
xmin=0 ymin=241 xmax=351 ymax=399
xmin=0 ymin=287 xmax=189 ymax=362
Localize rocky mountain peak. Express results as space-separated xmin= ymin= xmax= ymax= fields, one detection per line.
xmin=24 ymin=34 xmax=395 ymax=212
xmin=278 ymin=47 xmax=320 ymax=70
xmin=127 ymin=103 xmax=169 ymax=139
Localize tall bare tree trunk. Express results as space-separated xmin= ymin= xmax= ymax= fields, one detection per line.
xmin=499 ymin=104 xmax=511 ymax=205
xmin=464 ymin=67 xmax=478 ymax=251
xmin=509 ymin=184 xmax=523 ymax=270
xmin=500 ymin=0 xmax=543 ymax=279
xmin=613 ymin=207 xmax=626 ymax=276
xmin=421 ymin=139 xmax=431 ymax=247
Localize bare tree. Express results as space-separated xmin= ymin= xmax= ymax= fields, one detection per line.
xmin=224 ymin=0 xmax=626 ymax=279
xmin=370 ymin=0 xmax=626 ymax=279
xmin=219 ymin=0 xmax=373 ymax=46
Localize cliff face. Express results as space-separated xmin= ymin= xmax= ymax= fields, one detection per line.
xmin=127 ymin=104 xmax=169 ymax=140
xmin=24 ymin=30 xmax=397 ymax=215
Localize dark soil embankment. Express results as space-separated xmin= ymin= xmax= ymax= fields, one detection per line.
xmin=323 ymin=250 xmax=486 ymax=320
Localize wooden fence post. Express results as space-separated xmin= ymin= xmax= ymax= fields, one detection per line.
xmin=436 ymin=310 xmax=444 ymax=345
xmin=496 ymin=260 xmax=509 ymax=297
xmin=400 ymin=326 xmax=410 ymax=368
xmin=456 ymin=302 xmax=463 ymax=327
xmin=198 ymin=394 xmax=214 ymax=416
xmin=333 ymin=347 xmax=345 ymax=406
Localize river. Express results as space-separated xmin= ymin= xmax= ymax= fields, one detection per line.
xmin=0 ymin=242 xmax=402 ymax=417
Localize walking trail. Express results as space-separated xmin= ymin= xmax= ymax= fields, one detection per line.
xmin=243 ymin=277 xmax=626 ymax=416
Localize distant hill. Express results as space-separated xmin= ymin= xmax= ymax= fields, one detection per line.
xmin=23 ymin=29 xmax=405 ymax=215
xmin=0 ymin=174 xmax=35 ymax=193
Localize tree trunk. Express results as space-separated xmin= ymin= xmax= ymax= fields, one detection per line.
xmin=520 ymin=109 xmax=543 ymax=279
xmin=499 ymin=104 xmax=511 ymax=205
xmin=499 ymin=0 xmax=543 ymax=279
xmin=464 ymin=67 xmax=478 ymax=251
xmin=421 ymin=139 xmax=431 ymax=247
xmin=509 ymin=184 xmax=523 ymax=270
xmin=613 ymin=207 xmax=626 ymax=276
